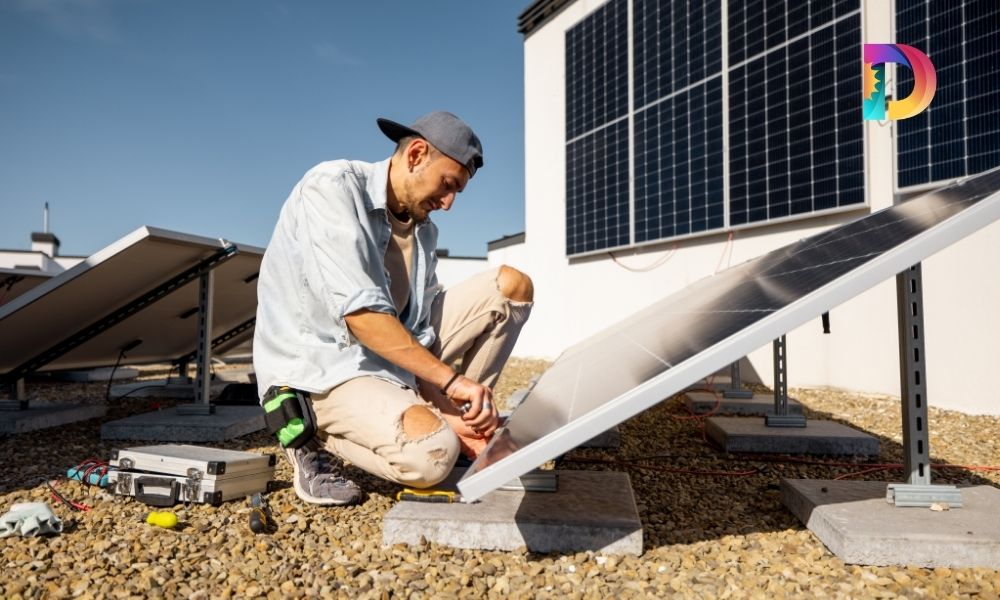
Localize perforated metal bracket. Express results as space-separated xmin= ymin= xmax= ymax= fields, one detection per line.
xmin=765 ymin=412 xmax=807 ymax=427
xmin=193 ymin=270 xmax=214 ymax=405
xmin=766 ymin=335 xmax=806 ymax=427
xmin=0 ymin=380 xmax=27 ymax=410
xmin=889 ymin=264 xmax=964 ymax=507
xmin=722 ymin=360 xmax=754 ymax=399
xmin=498 ymin=469 xmax=558 ymax=492
xmin=886 ymin=483 xmax=964 ymax=508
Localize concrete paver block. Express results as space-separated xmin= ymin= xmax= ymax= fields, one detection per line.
xmin=109 ymin=380 xmax=228 ymax=400
xmin=0 ymin=404 xmax=107 ymax=434
xmin=383 ymin=470 xmax=642 ymax=555
xmin=684 ymin=391 xmax=803 ymax=416
xmin=44 ymin=367 xmax=140 ymax=382
xmin=782 ymin=478 xmax=1000 ymax=568
xmin=706 ymin=416 xmax=879 ymax=456
xmin=100 ymin=405 xmax=264 ymax=442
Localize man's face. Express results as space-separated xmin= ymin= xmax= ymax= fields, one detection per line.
xmin=399 ymin=143 xmax=470 ymax=223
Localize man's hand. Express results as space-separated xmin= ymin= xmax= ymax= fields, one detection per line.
xmin=345 ymin=309 xmax=499 ymax=437
xmin=443 ymin=375 xmax=499 ymax=437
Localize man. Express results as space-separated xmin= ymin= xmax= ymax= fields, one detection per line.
xmin=253 ymin=111 xmax=533 ymax=505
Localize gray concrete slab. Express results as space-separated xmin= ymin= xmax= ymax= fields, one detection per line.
xmin=0 ymin=404 xmax=107 ymax=434
xmin=100 ymin=405 xmax=264 ymax=442
xmin=684 ymin=391 xmax=803 ymax=416
xmin=782 ymin=478 xmax=1000 ymax=568
xmin=383 ymin=470 xmax=642 ymax=555
xmin=44 ymin=367 xmax=140 ymax=382
xmin=706 ymin=416 xmax=879 ymax=456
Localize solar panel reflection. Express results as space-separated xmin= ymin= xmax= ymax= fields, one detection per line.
xmin=458 ymin=168 xmax=1000 ymax=500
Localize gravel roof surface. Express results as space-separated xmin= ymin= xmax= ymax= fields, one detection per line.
xmin=2 ymin=358 xmax=999 ymax=599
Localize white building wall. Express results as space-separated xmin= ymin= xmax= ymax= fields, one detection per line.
xmin=0 ymin=251 xmax=48 ymax=271
xmin=435 ymin=256 xmax=489 ymax=290
xmin=497 ymin=0 xmax=1000 ymax=415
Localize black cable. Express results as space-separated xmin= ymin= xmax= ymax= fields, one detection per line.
xmin=114 ymin=383 xmax=171 ymax=402
xmin=105 ymin=339 xmax=143 ymax=403
xmin=112 ymin=363 xmax=178 ymax=402
xmin=105 ymin=350 xmax=127 ymax=403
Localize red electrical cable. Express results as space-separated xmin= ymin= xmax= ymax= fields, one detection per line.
xmin=713 ymin=231 xmax=735 ymax=274
xmin=567 ymin=456 xmax=759 ymax=478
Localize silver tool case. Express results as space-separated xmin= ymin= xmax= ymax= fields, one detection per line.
xmin=109 ymin=444 xmax=277 ymax=507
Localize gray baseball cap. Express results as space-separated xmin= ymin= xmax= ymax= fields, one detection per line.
xmin=377 ymin=111 xmax=484 ymax=177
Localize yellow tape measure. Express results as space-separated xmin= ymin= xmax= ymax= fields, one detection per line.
xmin=396 ymin=488 xmax=456 ymax=503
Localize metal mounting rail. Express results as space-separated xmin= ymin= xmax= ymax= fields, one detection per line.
xmin=766 ymin=335 xmax=807 ymax=427
xmin=887 ymin=263 xmax=962 ymax=507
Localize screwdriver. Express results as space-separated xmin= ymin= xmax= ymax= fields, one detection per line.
xmin=248 ymin=493 xmax=270 ymax=534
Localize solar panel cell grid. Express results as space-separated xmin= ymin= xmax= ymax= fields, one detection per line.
xmin=563 ymin=0 xmax=993 ymax=255
xmin=728 ymin=6 xmax=863 ymax=226
xmin=565 ymin=0 xmax=628 ymax=141
xmin=634 ymin=78 xmax=724 ymax=242
xmin=632 ymin=0 xmax=724 ymax=246
xmin=896 ymin=0 xmax=1000 ymax=188
xmin=566 ymin=120 xmax=630 ymax=255
xmin=565 ymin=0 xmax=629 ymax=255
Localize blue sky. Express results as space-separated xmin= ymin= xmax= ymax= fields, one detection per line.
xmin=0 ymin=1 xmax=526 ymax=258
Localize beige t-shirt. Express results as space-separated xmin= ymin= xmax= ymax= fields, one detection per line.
xmin=384 ymin=210 xmax=415 ymax=316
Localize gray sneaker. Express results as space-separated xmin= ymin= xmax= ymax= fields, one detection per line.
xmin=285 ymin=443 xmax=361 ymax=506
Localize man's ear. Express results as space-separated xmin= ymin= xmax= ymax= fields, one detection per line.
xmin=406 ymin=138 xmax=431 ymax=171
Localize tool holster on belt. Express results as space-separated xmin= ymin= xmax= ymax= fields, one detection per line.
xmin=262 ymin=386 xmax=317 ymax=449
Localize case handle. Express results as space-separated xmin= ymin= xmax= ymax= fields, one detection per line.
xmin=134 ymin=476 xmax=180 ymax=507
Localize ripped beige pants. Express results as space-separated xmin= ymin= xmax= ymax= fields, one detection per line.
xmin=310 ymin=266 xmax=533 ymax=488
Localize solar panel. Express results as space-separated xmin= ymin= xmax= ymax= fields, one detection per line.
xmin=565 ymin=0 xmax=629 ymax=256
xmin=896 ymin=0 xmax=1000 ymax=188
xmin=0 ymin=227 xmax=262 ymax=374
xmin=566 ymin=1 xmax=867 ymax=256
xmin=728 ymin=4 xmax=864 ymax=226
xmin=566 ymin=120 xmax=630 ymax=255
xmin=0 ymin=268 xmax=52 ymax=307
xmin=457 ymin=167 xmax=1000 ymax=501
xmin=632 ymin=0 xmax=725 ymax=245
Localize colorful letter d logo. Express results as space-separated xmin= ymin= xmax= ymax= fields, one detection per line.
xmin=863 ymin=44 xmax=937 ymax=121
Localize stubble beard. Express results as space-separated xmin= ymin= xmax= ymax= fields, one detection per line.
xmin=401 ymin=166 xmax=433 ymax=224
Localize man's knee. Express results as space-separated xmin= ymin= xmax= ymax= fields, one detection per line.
xmin=397 ymin=408 xmax=460 ymax=488
xmin=497 ymin=265 xmax=534 ymax=303
xmin=401 ymin=405 xmax=444 ymax=440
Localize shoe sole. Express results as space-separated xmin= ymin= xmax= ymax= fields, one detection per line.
xmin=293 ymin=473 xmax=361 ymax=506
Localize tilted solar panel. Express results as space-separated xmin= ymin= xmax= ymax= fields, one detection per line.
xmin=0 ymin=227 xmax=262 ymax=374
xmin=458 ymin=167 xmax=1000 ymax=500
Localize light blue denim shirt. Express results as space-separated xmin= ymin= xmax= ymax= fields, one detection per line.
xmin=253 ymin=158 xmax=441 ymax=398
